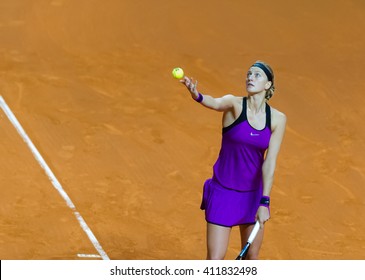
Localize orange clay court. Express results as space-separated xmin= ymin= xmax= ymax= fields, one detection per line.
xmin=0 ymin=0 xmax=364 ymax=260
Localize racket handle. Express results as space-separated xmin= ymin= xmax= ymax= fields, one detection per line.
xmin=235 ymin=221 xmax=261 ymax=260
xmin=247 ymin=221 xmax=260 ymax=244
xmin=236 ymin=243 xmax=250 ymax=260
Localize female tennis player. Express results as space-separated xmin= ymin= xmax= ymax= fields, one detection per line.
xmin=180 ymin=61 xmax=286 ymax=260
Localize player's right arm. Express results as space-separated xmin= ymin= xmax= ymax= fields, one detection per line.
xmin=180 ymin=76 xmax=235 ymax=112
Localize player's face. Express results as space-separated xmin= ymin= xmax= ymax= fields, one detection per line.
xmin=246 ymin=67 xmax=271 ymax=94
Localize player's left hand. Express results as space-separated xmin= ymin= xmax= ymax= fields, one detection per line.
xmin=256 ymin=206 xmax=270 ymax=229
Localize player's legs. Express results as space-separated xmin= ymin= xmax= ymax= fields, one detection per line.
xmin=239 ymin=224 xmax=264 ymax=260
xmin=206 ymin=223 xmax=232 ymax=260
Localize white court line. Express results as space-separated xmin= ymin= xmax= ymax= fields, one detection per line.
xmin=77 ymin=254 xmax=102 ymax=259
xmin=0 ymin=95 xmax=110 ymax=260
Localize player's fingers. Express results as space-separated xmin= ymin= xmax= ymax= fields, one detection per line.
xmin=189 ymin=78 xmax=196 ymax=91
xmin=183 ymin=76 xmax=191 ymax=86
xmin=259 ymin=220 xmax=264 ymax=229
xmin=256 ymin=216 xmax=265 ymax=229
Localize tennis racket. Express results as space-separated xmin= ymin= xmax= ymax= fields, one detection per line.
xmin=235 ymin=221 xmax=260 ymax=260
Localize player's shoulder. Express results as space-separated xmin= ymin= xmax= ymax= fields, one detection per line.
xmin=270 ymin=106 xmax=287 ymax=127
xmin=271 ymin=107 xmax=286 ymax=119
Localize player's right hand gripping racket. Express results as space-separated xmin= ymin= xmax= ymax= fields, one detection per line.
xmin=235 ymin=221 xmax=260 ymax=260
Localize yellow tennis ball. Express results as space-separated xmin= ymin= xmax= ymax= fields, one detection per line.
xmin=172 ymin=67 xmax=184 ymax=79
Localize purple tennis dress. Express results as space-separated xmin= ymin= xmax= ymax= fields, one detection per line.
xmin=200 ymin=97 xmax=272 ymax=227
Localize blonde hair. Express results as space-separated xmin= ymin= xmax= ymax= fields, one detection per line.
xmin=254 ymin=60 xmax=275 ymax=100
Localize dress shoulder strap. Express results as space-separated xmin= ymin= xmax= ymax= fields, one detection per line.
xmin=242 ymin=96 xmax=247 ymax=121
xmin=222 ymin=97 xmax=247 ymax=133
xmin=265 ymin=102 xmax=271 ymax=130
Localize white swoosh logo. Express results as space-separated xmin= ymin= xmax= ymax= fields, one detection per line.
xmin=250 ymin=132 xmax=260 ymax=136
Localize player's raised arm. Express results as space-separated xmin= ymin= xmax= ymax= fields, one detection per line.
xmin=180 ymin=76 xmax=235 ymax=112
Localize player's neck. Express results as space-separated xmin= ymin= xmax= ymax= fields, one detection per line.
xmin=247 ymin=94 xmax=266 ymax=114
